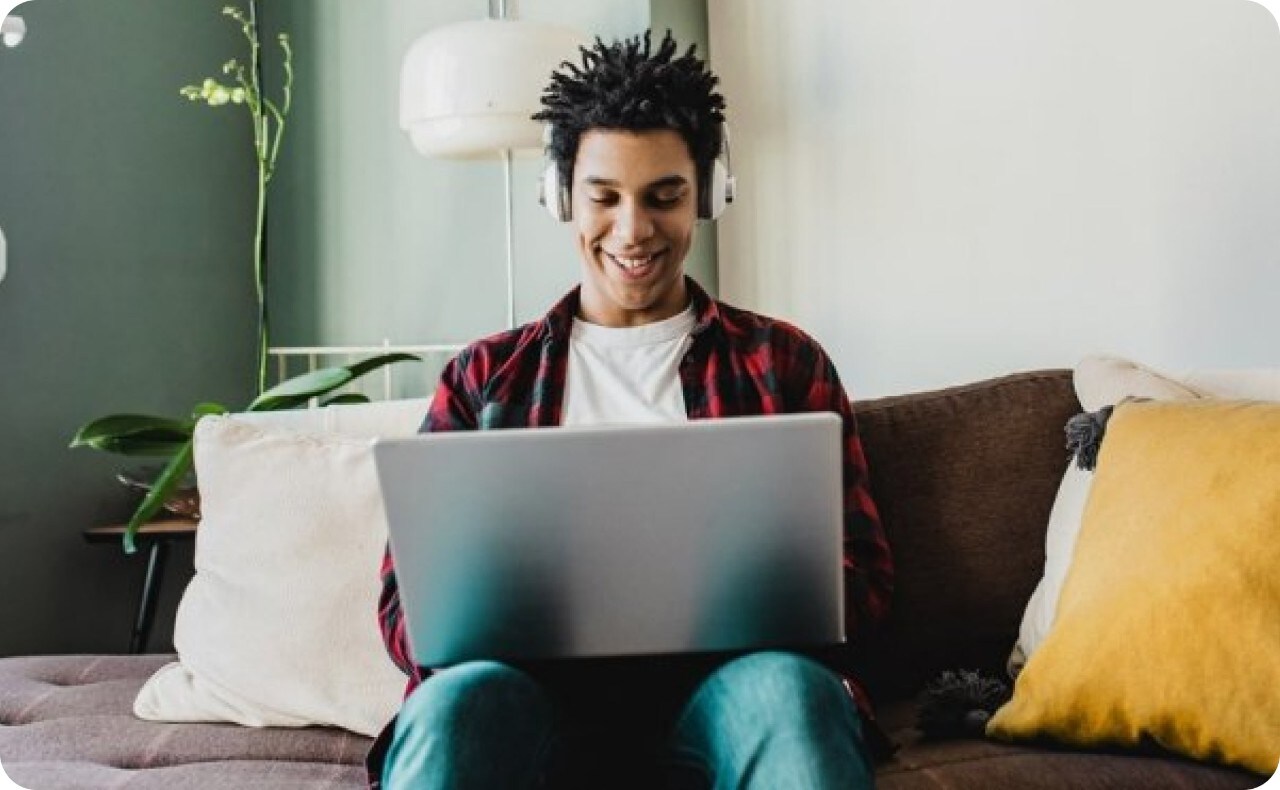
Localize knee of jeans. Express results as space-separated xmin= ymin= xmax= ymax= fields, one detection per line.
xmin=398 ymin=661 xmax=547 ymax=732
xmin=701 ymin=652 xmax=855 ymax=728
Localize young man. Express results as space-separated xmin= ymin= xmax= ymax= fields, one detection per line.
xmin=368 ymin=31 xmax=894 ymax=790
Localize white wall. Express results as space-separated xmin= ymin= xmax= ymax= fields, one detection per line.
xmin=709 ymin=0 xmax=1280 ymax=398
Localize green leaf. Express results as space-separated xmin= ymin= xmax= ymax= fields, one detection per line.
xmin=191 ymin=402 xmax=230 ymax=419
xmin=246 ymin=353 xmax=421 ymax=412
xmin=71 ymin=415 xmax=193 ymax=455
xmin=319 ymin=393 xmax=371 ymax=407
xmin=122 ymin=440 xmax=193 ymax=555
xmin=247 ymin=367 xmax=352 ymax=411
xmin=72 ymin=414 xmax=192 ymax=443
xmin=83 ymin=435 xmax=190 ymax=457
xmin=247 ymin=394 xmax=312 ymax=412
xmin=257 ymin=367 xmax=352 ymax=399
xmin=345 ymin=352 xmax=420 ymax=379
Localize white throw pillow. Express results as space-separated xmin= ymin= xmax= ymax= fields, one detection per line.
xmin=1007 ymin=357 xmax=1280 ymax=677
xmin=133 ymin=398 xmax=429 ymax=736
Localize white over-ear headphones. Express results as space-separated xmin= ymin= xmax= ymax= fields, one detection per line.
xmin=538 ymin=124 xmax=737 ymax=223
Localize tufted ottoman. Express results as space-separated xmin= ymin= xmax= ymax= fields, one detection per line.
xmin=0 ymin=655 xmax=371 ymax=789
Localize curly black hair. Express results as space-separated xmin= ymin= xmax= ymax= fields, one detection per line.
xmin=532 ymin=29 xmax=726 ymax=190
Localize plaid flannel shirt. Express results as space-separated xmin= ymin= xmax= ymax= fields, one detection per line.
xmin=368 ymin=277 xmax=895 ymax=784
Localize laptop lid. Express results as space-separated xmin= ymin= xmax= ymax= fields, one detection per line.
xmin=372 ymin=412 xmax=845 ymax=667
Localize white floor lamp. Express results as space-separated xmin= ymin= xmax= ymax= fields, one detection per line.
xmin=399 ymin=2 xmax=586 ymax=330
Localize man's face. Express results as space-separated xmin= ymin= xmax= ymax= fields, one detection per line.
xmin=571 ymin=128 xmax=697 ymax=327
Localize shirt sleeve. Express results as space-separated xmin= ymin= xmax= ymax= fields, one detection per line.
xmin=799 ymin=346 xmax=894 ymax=642
xmin=377 ymin=353 xmax=479 ymax=680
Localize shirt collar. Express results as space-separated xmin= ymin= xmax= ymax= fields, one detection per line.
xmin=541 ymin=275 xmax=723 ymax=343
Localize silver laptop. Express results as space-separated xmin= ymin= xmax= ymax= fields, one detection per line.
xmin=371 ymin=413 xmax=845 ymax=668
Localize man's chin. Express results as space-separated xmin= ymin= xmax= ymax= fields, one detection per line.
xmin=613 ymin=279 xmax=687 ymax=314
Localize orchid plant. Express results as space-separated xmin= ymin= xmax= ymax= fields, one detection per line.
xmin=72 ymin=4 xmax=418 ymax=553
xmin=180 ymin=2 xmax=291 ymax=395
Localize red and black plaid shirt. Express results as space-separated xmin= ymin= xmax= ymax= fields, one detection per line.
xmin=369 ymin=277 xmax=895 ymax=781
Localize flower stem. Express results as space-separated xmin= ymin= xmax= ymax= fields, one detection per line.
xmin=248 ymin=0 xmax=269 ymax=395
xmin=255 ymin=113 xmax=269 ymax=395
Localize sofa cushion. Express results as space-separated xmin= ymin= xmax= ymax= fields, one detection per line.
xmin=988 ymin=400 xmax=1280 ymax=775
xmin=2 ymin=655 xmax=1264 ymax=790
xmin=132 ymin=401 xmax=429 ymax=737
xmin=0 ymin=654 xmax=369 ymax=790
xmin=851 ymin=370 xmax=1080 ymax=704
xmin=1009 ymin=357 xmax=1280 ymax=676
xmin=875 ymin=699 xmax=1265 ymax=789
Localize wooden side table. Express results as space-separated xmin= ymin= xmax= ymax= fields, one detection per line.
xmin=83 ymin=518 xmax=198 ymax=654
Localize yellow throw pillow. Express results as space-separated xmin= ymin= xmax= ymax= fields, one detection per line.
xmin=987 ymin=400 xmax=1280 ymax=776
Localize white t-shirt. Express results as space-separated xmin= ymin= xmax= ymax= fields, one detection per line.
xmin=561 ymin=305 xmax=697 ymax=426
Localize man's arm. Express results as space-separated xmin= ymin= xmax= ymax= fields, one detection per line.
xmin=377 ymin=353 xmax=479 ymax=679
xmin=797 ymin=345 xmax=894 ymax=642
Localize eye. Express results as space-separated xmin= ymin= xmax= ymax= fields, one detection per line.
xmin=648 ymin=192 xmax=684 ymax=210
xmin=588 ymin=193 xmax=617 ymax=206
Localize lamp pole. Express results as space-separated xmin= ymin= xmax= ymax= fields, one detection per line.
xmin=503 ymin=152 xmax=517 ymax=330
xmin=492 ymin=0 xmax=518 ymax=330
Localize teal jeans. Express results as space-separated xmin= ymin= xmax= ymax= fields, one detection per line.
xmin=380 ymin=651 xmax=876 ymax=790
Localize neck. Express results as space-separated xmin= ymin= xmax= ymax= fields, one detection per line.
xmin=577 ymin=278 xmax=690 ymax=328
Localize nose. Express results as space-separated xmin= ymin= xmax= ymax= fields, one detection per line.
xmin=611 ymin=198 xmax=655 ymax=246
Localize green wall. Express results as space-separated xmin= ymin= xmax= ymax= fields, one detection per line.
xmin=264 ymin=0 xmax=717 ymax=373
xmin=0 ymin=0 xmax=257 ymax=655
xmin=0 ymin=0 xmax=711 ymax=657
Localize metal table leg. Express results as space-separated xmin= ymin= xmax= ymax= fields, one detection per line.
xmin=129 ymin=539 xmax=170 ymax=654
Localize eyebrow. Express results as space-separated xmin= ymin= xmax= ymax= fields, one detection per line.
xmin=583 ymin=175 xmax=690 ymax=190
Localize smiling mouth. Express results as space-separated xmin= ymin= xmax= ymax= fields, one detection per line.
xmin=605 ymin=250 xmax=665 ymax=275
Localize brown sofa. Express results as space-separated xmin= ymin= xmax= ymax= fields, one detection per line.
xmin=0 ymin=370 xmax=1269 ymax=789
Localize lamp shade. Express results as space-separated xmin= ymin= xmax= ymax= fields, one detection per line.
xmin=400 ymin=19 xmax=587 ymax=159
xmin=2 ymin=15 xmax=26 ymax=48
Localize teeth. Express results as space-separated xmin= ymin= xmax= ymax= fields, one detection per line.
xmin=611 ymin=253 xmax=657 ymax=269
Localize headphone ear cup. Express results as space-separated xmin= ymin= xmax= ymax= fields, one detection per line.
xmin=701 ymin=159 xmax=731 ymax=221
xmin=558 ymin=179 xmax=572 ymax=222
xmin=540 ymin=163 xmax=572 ymax=222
